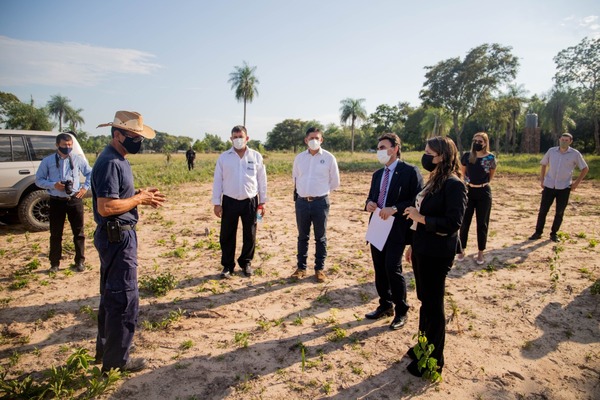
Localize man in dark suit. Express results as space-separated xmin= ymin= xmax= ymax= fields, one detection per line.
xmin=364 ymin=133 xmax=424 ymax=330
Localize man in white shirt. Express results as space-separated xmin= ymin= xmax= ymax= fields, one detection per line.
xmin=290 ymin=127 xmax=340 ymax=282
xmin=212 ymin=126 xmax=268 ymax=278
xmin=529 ymin=132 xmax=588 ymax=242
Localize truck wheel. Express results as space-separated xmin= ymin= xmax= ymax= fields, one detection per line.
xmin=18 ymin=190 xmax=50 ymax=231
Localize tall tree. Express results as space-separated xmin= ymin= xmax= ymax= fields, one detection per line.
xmin=228 ymin=61 xmax=260 ymax=127
xmin=265 ymin=119 xmax=305 ymax=152
xmin=543 ymin=88 xmax=579 ymax=143
xmin=339 ymin=98 xmax=367 ymax=153
xmin=419 ymin=43 xmax=519 ymax=151
xmin=64 ymin=107 xmax=85 ymax=131
xmin=3 ymin=99 xmax=53 ymax=130
xmin=554 ymin=37 xmax=600 ymax=153
xmin=47 ymin=94 xmax=72 ymax=131
xmin=420 ymin=107 xmax=452 ymax=140
xmin=500 ymin=84 xmax=528 ymax=154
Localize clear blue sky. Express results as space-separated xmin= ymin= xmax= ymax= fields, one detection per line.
xmin=1 ymin=0 xmax=598 ymax=143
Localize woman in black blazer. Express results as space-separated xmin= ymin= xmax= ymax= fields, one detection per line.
xmin=403 ymin=136 xmax=467 ymax=377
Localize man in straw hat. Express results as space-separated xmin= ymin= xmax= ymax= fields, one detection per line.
xmin=92 ymin=111 xmax=166 ymax=373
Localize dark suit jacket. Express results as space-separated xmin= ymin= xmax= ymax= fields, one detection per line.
xmin=365 ymin=160 xmax=424 ymax=246
xmin=411 ymin=176 xmax=467 ymax=257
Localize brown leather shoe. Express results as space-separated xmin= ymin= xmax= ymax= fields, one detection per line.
xmin=315 ymin=270 xmax=327 ymax=282
xmin=290 ymin=269 xmax=306 ymax=279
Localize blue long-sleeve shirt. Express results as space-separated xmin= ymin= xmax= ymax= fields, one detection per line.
xmin=35 ymin=152 xmax=92 ymax=198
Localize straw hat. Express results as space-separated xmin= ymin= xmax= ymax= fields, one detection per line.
xmin=97 ymin=111 xmax=155 ymax=139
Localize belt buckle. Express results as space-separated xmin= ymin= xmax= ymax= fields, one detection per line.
xmin=306 ymin=196 xmax=314 ymax=202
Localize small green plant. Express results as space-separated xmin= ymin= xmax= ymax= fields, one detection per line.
xmin=180 ymin=340 xmax=194 ymax=351
xmin=591 ymin=279 xmax=600 ymax=295
xmin=576 ymin=232 xmax=587 ymax=239
xmin=588 ymin=238 xmax=598 ymax=248
xmin=234 ymin=332 xmax=250 ymax=348
xmin=322 ymin=381 xmax=333 ymax=394
xmin=412 ymin=332 xmax=442 ymax=382
xmin=328 ymin=326 xmax=347 ymax=342
xmin=142 ymin=308 xmax=186 ymax=331
xmin=79 ymin=305 xmax=97 ymax=322
xmin=292 ymin=314 xmax=303 ymax=326
xmin=139 ymin=271 xmax=177 ymax=296
xmin=408 ymin=278 xmax=416 ymax=290
xmin=257 ymin=319 xmax=271 ymax=331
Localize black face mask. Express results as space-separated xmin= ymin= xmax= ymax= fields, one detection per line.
xmin=421 ymin=153 xmax=437 ymax=172
xmin=473 ymin=143 xmax=484 ymax=152
xmin=122 ymin=136 xmax=142 ymax=154
xmin=58 ymin=147 xmax=72 ymax=155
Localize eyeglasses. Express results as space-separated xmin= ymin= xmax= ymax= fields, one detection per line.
xmin=121 ymin=130 xmax=144 ymax=143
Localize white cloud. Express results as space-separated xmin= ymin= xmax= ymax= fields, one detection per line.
xmin=0 ymin=36 xmax=161 ymax=87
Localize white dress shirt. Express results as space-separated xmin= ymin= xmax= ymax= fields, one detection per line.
xmin=211 ymin=147 xmax=268 ymax=205
xmin=541 ymin=146 xmax=588 ymax=190
xmin=293 ymin=148 xmax=340 ymax=197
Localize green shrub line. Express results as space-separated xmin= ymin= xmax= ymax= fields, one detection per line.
xmin=86 ymin=152 xmax=599 ymax=188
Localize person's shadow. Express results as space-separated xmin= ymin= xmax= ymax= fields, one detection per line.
xmin=108 ymin=281 xmax=422 ymax=399
xmin=521 ymin=283 xmax=600 ymax=360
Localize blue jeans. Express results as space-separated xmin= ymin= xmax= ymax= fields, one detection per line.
xmin=295 ymin=196 xmax=329 ymax=270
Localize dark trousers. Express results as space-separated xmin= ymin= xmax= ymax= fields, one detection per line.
xmin=295 ymin=196 xmax=329 ymax=270
xmin=459 ymin=186 xmax=492 ymax=251
xmin=535 ymin=187 xmax=571 ymax=235
xmin=94 ymin=228 xmax=139 ymax=370
xmin=220 ymin=195 xmax=257 ymax=270
xmin=48 ymin=197 xmax=85 ymax=267
xmin=370 ymin=242 xmax=409 ymax=315
xmin=187 ymin=159 xmax=194 ymax=171
xmin=411 ymin=251 xmax=453 ymax=368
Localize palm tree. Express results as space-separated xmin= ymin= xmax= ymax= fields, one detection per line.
xmin=47 ymin=94 xmax=72 ymax=131
xmin=420 ymin=107 xmax=452 ymax=140
xmin=228 ymin=61 xmax=259 ymax=127
xmin=339 ymin=98 xmax=367 ymax=153
xmin=543 ymin=88 xmax=578 ymax=143
xmin=64 ymin=107 xmax=85 ymax=131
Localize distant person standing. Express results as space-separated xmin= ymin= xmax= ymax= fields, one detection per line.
xmin=211 ymin=125 xmax=267 ymax=278
xmin=529 ymin=132 xmax=588 ymax=242
xmin=186 ymin=146 xmax=196 ymax=171
xmin=35 ymin=132 xmax=92 ymax=272
xmin=364 ymin=133 xmax=423 ymax=330
xmin=456 ymin=132 xmax=497 ymax=265
xmin=93 ymin=111 xmax=166 ymax=373
xmin=290 ymin=127 xmax=340 ymax=282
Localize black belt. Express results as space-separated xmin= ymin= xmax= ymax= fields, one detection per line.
xmin=50 ymin=195 xmax=76 ymax=201
xmin=297 ymin=195 xmax=327 ymax=202
xmin=99 ymin=223 xmax=136 ymax=231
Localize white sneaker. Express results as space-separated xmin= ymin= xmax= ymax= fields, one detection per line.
xmin=456 ymin=253 xmax=465 ymax=262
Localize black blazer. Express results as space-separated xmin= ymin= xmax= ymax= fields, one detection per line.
xmin=365 ymin=160 xmax=424 ymax=246
xmin=411 ymin=176 xmax=467 ymax=257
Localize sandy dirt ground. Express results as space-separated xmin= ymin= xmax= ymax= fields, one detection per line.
xmin=1 ymin=172 xmax=599 ymax=400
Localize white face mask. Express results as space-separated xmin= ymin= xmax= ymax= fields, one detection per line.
xmin=232 ymin=138 xmax=246 ymax=150
xmin=377 ymin=149 xmax=391 ymax=164
xmin=308 ymin=138 xmax=321 ymax=151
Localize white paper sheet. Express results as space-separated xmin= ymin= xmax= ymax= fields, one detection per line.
xmin=365 ymin=208 xmax=394 ymax=251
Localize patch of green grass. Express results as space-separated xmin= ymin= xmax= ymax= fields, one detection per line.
xmin=139 ymin=272 xmax=178 ymax=296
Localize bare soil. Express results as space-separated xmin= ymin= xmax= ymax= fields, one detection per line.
xmin=1 ymin=172 xmax=599 ymax=399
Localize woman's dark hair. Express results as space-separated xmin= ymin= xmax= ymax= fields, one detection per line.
xmin=425 ymin=136 xmax=462 ymax=194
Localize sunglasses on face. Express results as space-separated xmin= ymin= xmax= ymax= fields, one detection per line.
xmin=473 ymin=140 xmax=484 ymax=144
xmin=121 ymin=131 xmax=144 ymax=143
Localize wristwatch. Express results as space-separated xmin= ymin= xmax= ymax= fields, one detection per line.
xmin=391 ymin=206 xmax=398 ymax=214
